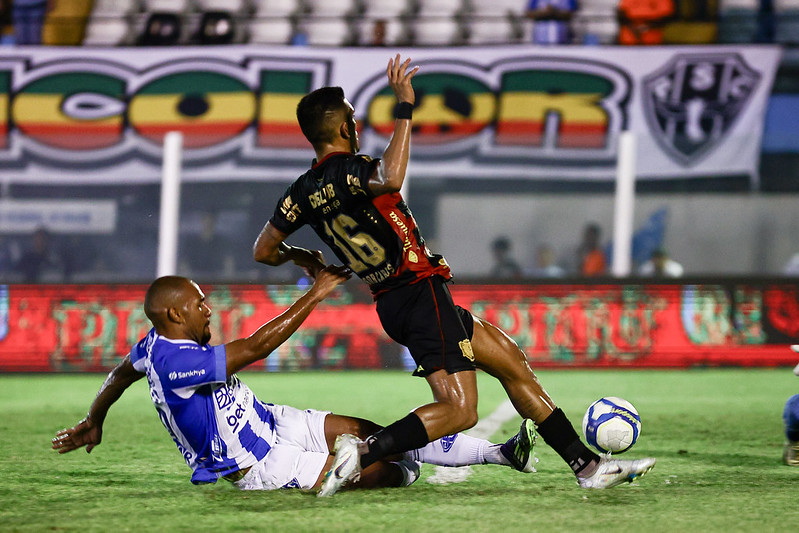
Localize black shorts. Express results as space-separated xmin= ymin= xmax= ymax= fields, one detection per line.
xmin=376 ymin=275 xmax=476 ymax=377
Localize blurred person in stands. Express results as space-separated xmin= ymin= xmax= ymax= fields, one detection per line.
xmin=617 ymin=0 xmax=674 ymax=45
xmin=253 ymin=54 xmax=655 ymax=497
xmin=490 ymin=236 xmax=523 ymax=279
xmin=14 ymin=227 xmax=67 ymax=282
xmin=529 ymin=244 xmax=565 ymax=278
xmin=53 ymin=271 xmax=538 ymax=491
xmin=180 ymin=212 xmax=237 ymax=280
xmin=526 ymin=0 xmax=578 ymax=44
xmin=12 ymin=0 xmax=47 ymax=44
xmin=366 ymin=19 xmax=388 ymax=46
xmin=783 ymin=345 xmax=799 ymax=466
xmin=0 ymin=235 xmax=21 ymax=280
xmin=0 ymin=0 xmax=14 ymax=45
xmin=576 ymin=223 xmax=607 ymax=277
xmin=637 ymin=248 xmax=684 ymax=278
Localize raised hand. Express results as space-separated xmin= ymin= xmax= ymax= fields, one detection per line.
xmin=387 ymin=54 xmax=419 ymax=105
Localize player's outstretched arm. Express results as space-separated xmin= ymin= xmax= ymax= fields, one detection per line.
xmin=224 ymin=265 xmax=352 ymax=376
xmin=253 ymin=222 xmax=326 ymax=277
xmin=52 ymin=355 xmax=144 ymax=454
xmin=369 ymin=54 xmax=419 ymax=197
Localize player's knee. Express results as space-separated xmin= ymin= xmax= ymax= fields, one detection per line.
xmin=449 ymin=404 xmax=478 ymax=432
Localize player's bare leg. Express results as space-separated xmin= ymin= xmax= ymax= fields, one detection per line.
xmin=469 ymin=316 xmax=556 ymax=423
xmin=415 ymin=368 xmax=480 ymax=440
xmin=469 ymin=314 xmax=655 ymax=487
xmin=323 ymin=414 xmax=383 ymax=449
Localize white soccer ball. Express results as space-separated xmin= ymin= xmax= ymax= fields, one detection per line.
xmin=582 ymin=396 xmax=641 ymax=454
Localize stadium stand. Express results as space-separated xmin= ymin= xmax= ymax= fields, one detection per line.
xmin=571 ymin=0 xmax=620 ymax=44
xmin=464 ymin=15 xmax=521 ymax=45
xmin=468 ymin=0 xmax=528 ymax=16
xmin=417 ymin=0 xmax=465 ymax=17
xmin=362 ymin=0 xmax=415 ymax=18
xmin=356 ymin=16 xmax=407 ymax=46
xmin=136 ymin=11 xmax=182 ymax=45
xmin=83 ymin=15 xmax=132 ymax=45
xmin=142 ymin=0 xmax=190 ymax=13
xmin=305 ymin=0 xmax=361 ymax=17
xmin=252 ymin=0 xmax=301 ymax=18
xmin=196 ymin=11 xmax=236 ymax=45
xmin=248 ymin=17 xmax=295 ymax=44
xmin=298 ymin=16 xmax=354 ymax=46
xmin=194 ymin=0 xmax=248 ymax=14
xmin=776 ymin=0 xmax=799 ymax=45
xmin=41 ymin=0 xmax=93 ymax=45
xmin=717 ymin=0 xmax=760 ymax=43
xmin=410 ymin=17 xmax=464 ymax=46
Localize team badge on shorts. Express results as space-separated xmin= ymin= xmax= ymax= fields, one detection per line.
xmin=642 ymin=53 xmax=760 ymax=166
xmin=459 ymin=339 xmax=475 ymax=362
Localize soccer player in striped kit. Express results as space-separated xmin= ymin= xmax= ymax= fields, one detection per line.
xmin=52 ymin=271 xmax=537 ymax=490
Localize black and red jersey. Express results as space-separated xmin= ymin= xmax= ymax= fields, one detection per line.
xmin=269 ymin=152 xmax=452 ymax=295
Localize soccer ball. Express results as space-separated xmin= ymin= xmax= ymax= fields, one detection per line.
xmin=582 ymin=397 xmax=641 ymax=454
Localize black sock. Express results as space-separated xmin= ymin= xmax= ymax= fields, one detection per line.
xmin=360 ymin=413 xmax=429 ymax=469
xmin=536 ymin=408 xmax=600 ymax=475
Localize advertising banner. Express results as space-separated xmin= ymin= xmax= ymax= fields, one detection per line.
xmin=0 ymin=281 xmax=797 ymax=372
xmin=0 ymin=45 xmax=781 ymax=183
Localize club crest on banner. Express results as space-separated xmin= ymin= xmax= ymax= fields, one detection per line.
xmin=642 ymin=53 xmax=761 ymax=166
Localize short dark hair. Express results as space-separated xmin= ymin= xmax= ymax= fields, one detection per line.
xmin=296 ymin=86 xmax=349 ymax=147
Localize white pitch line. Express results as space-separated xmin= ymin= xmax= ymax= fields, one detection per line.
xmin=426 ymin=399 xmax=517 ymax=485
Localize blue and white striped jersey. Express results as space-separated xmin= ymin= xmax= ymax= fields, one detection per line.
xmin=130 ymin=328 xmax=276 ymax=484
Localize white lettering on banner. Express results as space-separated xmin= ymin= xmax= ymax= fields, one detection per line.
xmin=0 ymin=46 xmax=781 ymax=182
xmin=0 ymin=200 xmax=117 ymax=234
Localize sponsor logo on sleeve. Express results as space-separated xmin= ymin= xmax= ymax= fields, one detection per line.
xmin=167 ymin=368 xmax=206 ymax=381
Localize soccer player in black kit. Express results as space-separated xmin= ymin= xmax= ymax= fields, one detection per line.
xmin=253 ymin=54 xmax=655 ymax=496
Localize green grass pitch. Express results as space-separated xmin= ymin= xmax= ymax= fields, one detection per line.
xmin=2 ymin=369 xmax=799 ymax=532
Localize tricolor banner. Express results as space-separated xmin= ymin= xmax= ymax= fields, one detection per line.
xmin=0 ymin=45 xmax=781 ymax=184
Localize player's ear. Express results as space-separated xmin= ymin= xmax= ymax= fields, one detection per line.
xmin=340 ymin=120 xmax=350 ymax=139
xmin=167 ymin=307 xmax=182 ymax=324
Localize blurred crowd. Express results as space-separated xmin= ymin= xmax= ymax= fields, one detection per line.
xmin=0 ymin=0 xmax=795 ymax=48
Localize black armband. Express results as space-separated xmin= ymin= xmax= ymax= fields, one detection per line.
xmin=395 ymin=101 xmax=413 ymax=120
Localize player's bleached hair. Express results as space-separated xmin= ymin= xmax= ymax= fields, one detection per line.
xmin=296 ymin=86 xmax=349 ymax=147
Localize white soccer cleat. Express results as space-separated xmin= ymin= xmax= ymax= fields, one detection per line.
xmin=577 ymin=455 xmax=656 ymax=489
xmin=318 ymin=433 xmax=363 ymax=497
xmin=791 ymin=345 xmax=799 ymax=376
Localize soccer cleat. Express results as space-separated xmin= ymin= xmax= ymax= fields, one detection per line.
xmin=499 ymin=418 xmax=538 ymax=473
xmin=791 ymin=345 xmax=799 ymax=376
xmin=577 ymin=455 xmax=656 ymax=489
xmin=395 ymin=458 xmax=422 ymax=486
xmin=318 ymin=434 xmax=363 ymax=497
xmin=784 ymin=440 xmax=799 ymax=466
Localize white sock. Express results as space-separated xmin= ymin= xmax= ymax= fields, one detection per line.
xmin=405 ymin=433 xmax=510 ymax=467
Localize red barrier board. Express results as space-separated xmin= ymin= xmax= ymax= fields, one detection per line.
xmin=0 ymin=282 xmax=797 ymax=372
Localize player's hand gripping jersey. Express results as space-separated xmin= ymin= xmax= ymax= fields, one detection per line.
xmin=130 ymin=329 xmax=276 ymax=484
xmin=270 ymin=153 xmax=451 ymax=295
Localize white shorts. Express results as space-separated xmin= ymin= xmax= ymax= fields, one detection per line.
xmin=234 ymin=404 xmax=331 ymax=491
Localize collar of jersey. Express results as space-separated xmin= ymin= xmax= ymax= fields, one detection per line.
xmin=157 ymin=334 xmax=202 ymax=346
xmin=312 ymin=151 xmax=351 ymax=169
